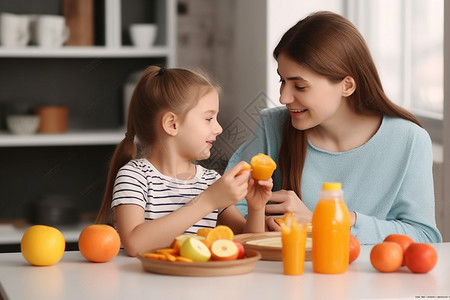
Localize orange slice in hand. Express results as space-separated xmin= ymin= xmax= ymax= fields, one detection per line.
xmin=250 ymin=153 xmax=276 ymax=180
xmin=206 ymin=225 xmax=235 ymax=243
xmin=237 ymin=161 xmax=252 ymax=175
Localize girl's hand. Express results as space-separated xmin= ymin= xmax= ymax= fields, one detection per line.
xmin=246 ymin=177 xmax=273 ymax=211
xmin=203 ymin=161 xmax=250 ymax=210
xmin=265 ymin=190 xmax=313 ymax=228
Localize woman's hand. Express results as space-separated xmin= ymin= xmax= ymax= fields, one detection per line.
xmin=265 ymin=190 xmax=313 ymax=231
xmin=246 ymin=177 xmax=273 ymax=211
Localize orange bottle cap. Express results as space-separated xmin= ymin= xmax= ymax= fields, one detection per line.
xmin=322 ymin=182 xmax=342 ymax=191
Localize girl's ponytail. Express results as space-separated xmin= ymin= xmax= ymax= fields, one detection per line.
xmin=95 ymin=128 xmax=136 ymax=225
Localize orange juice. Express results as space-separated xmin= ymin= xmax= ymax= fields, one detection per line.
xmin=312 ymin=182 xmax=350 ymax=274
xmin=281 ymin=215 xmax=307 ymax=275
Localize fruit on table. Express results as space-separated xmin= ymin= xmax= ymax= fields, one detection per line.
xmin=404 ymin=243 xmax=438 ymax=273
xmin=205 ymin=225 xmax=235 ymax=243
xmin=250 ymin=153 xmax=277 ymax=180
xmin=370 ymin=241 xmax=403 ymax=272
xmin=211 ymin=239 xmax=239 ymax=261
xmin=234 ymin=241 xmax=245 ymax=259
xmin=78 ymin=224 xmax=121 ymax=263
xmin=383 ymin=234 xmax=414 ymax=266
xmin=179 ymin=237 xmax=211 ymax=262
xmin=143 ymin=225 xmax=247 ymax=262
xmin=196 ymin=228 xmax=213 ymax=238
xmin=171 ymin=234 xmax=205 ymax=253
xmin=21 ymin=225 xmax=65 ymax=266
xmin=349 ymin=234 xmax=360 ymax=264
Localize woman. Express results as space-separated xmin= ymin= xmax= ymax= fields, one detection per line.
xmin=226 ymin=11 xmax=442 ymax=244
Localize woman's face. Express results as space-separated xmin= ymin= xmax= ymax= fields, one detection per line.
xmin=277 ymin=53 xmax=350 ymax=131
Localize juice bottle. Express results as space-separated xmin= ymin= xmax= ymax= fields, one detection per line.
xmin=312 ymin=182 xmax=350 ymax=274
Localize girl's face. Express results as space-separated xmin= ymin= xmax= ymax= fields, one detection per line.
xmin=277 ymin=53 xmax=350 ymax=131
xmin=176 ymin=90 xmax=223 ymax=160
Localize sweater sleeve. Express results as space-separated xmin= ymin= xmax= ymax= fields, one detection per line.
xmin=225 ymin=107 xmax=287 ymax=217
xmin=351 ymin=128 xmax=442 ymax=244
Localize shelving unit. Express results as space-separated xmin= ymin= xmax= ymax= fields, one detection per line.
xmin=0 ymin=130 xmax=125 ymax=147
xmin=0 ymin=46 xmax=171 ymax=58
xmin=0 ymin=0 xmax=177 ymax=224
xmin=0 ymin=0 xmax=176 ymax=147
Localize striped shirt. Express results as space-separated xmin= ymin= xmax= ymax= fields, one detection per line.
xmin=111 ymin=158 xmax=222 ymax=234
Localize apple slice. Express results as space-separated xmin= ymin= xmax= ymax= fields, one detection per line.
xmin=179 ymin=238 xmax=211 ymax=262
xmin=211 ymin=239 xmax=239 ymax=261
xmin=170 ymin=234 xmax=205 ymax=253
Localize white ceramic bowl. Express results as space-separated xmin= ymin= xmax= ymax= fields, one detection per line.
xmin=6 ymin=115 xmax=40 ymax=135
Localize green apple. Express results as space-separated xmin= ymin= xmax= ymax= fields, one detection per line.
xmin=211 ymin=239 xmax=239 ymax=261
xmin=179 ymin=238 xmax=211 ymax=262
xmin=170 ymin=234 xmax=205 ymax=252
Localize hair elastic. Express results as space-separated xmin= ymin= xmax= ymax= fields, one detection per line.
xmin=124 ymin=132 xmax=134 ymax=142
xmin=158 ymin=66 xmax=166 ymax=76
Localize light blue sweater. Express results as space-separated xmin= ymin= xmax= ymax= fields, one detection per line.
xmin=226 ymin=106 xmax=442 ymax=244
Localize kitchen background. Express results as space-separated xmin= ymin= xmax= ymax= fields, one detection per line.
xmin=0 ymin=0 xmax=448 ymax=248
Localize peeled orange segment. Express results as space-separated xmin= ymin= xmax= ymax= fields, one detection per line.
xmin=206 ymin=225 xmax=235 ymax=243
xmin=197 ymin=228 xmax=213 ymax=238
xmin=156 ymin=248 xmax=178 ymax=255
xmin=143 ymin=253 xmax=166 ymax=260
xmin=176 ymin=256 xmax=194 ymax=263
xmin=237 ymin=161 xmax=252 ymax=175
xmin=250 ymin=153 xmax=277 ymax=180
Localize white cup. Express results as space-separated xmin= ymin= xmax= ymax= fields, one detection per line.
xmin=0 ymin=13 xmax=30 ymax=47
xmin=34 ymin=15 xmax=69 ymax=48
xmin=129 ymin=24 xmax=157 ymax=48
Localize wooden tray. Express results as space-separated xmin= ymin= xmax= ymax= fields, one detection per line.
xmin=234 ymin=232 xmax=312 ymax=261
xmin=137 ymin=249 xmax=261 ymax=276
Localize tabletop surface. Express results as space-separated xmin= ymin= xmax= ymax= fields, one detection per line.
xmin=0 ymin=243 xmax=449 ymax=300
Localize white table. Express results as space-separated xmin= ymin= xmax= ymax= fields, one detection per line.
xmin=0 ymin=243 xmax=449 ymax=300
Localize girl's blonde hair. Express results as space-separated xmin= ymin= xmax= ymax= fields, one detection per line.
xmin=96 ymin=66 xmax=219 ymax=225
xmin=273 ymin=11 xmax=421 ymax=198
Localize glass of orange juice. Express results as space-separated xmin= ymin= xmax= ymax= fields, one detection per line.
xmin=280 ymin=215 xmax=307 ymax=275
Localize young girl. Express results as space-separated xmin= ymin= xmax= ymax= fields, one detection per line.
xmin=96 ymin=66 xmax=273 ymax=256
xmin=226 ymin=11 xmax=442 ymax=244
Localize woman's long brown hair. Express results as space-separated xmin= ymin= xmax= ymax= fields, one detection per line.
xmin=273 ymin=11 xmax=421 ymax=198
xmin=95 ymin=66 xmax=218 ymax=225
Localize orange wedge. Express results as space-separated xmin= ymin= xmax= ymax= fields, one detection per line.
xmin=206 ymin=225 xmax=235 ymax=243
xmin=143 ymin=253 xmax=166 ymax=260
xmin=176 ymin=256 xmax=194 ymax=263
xmin=237 ymin=161 xmax=252 ymax=175
xmin=197 ymin=228 xmax=213 ymax=238
xmin=275 ymin=212 xmax=294 ymax=226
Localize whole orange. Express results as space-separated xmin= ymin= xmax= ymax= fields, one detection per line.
xmin=21 ymin=225 xmax=66 ymax=266
xmin=404 ymin=243 xmax=438 ymax=273
xmin=370 ymin=242 xmax=403 ymax=273
xmin=383 ymin=234 xmax=414 ymax=265
xmin=78 ymin=224 xmax=121 ymax=263
xmin=349 ymin=234 xmax=360 ymax=263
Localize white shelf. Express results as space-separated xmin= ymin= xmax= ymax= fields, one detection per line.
xmin=0 ymin=46 xmax=170 ymax=58
xmin=0 ymin=129 xmax=125 ymax=147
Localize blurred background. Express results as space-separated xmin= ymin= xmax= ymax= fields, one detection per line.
xmin=0 ymin=0 xmax=447 ymax=250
